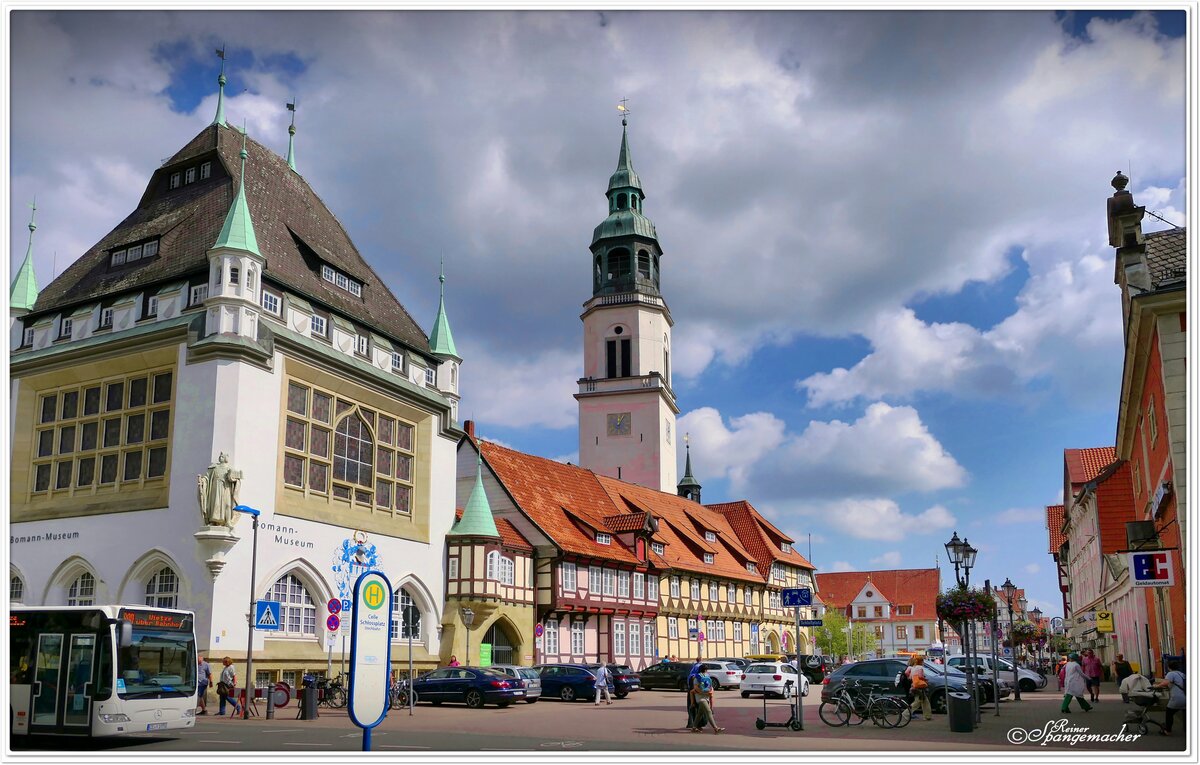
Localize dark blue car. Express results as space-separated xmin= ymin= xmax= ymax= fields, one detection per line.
xmin=410 ymin=666 xmax=525 ymax=708
xmin=534 ymin=663 xmax=614 ymax=702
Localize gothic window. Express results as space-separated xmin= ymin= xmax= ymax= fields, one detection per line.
xmin=11 ymin=574 xmax=25 ymax=603
xmin=637 ymin=250 xmax=651 ymax=279
xmin=265 ymin=573 xmax=316 ymax=636
xmin=144 ymin=566 xmax=179 ymax=608
xmin=282 ymin=380 xmax=416 ymax=515
xmin=391 ymin=587 xmax=421 ymax=641
xmin=68 ymin=572 xmax=96 ymax=606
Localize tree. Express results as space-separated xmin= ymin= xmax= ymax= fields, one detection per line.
xmin=815 ymin=609 xmax=878 ymax=658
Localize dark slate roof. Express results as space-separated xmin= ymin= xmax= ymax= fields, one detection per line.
xmin=29 ymin=123 xmax=432 ymax=356
xmin=1145 ymin=228 xmax=1186 ymax=289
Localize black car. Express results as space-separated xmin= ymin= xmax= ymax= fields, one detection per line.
xmin=409 ymin=666 xmax=526 ymax=708
xmin=585 ymin=664 xmax=640 ymax=698
xmin=820 ymin=658 xmax=993 ymax=714
xmin=712 ymin=657 xmax=750 ymax=671
xmin=534 ymin=664 xmax=614 ymax=702
xmin=638 ymin=661 xmax=694 ymax=691
xmin=792 ymin=654 xmax=829 ymax=684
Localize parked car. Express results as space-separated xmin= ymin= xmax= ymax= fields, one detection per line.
xmin=489 ymin=664 xmax=542 ymax=703
xmin=741 ymin=661 xmax=809 ymax=699
xmin=408 ymin=666 xmax=526 ymax=708
xmin=820 ymin=658 xmax=1004 ymax=714
xmin=790 ymin=654 xmax=830 ymax=684
xmin=698 ymin=661 xmax=743 ymax=690
xmin=924 ymin=659 xmax=1013 ymax=706
xmin=584 ymin=664 xmax=640 ymax=698
xmin=946 ymin=655 xmax=1048 ymax=692
xmin=534 ymin=663 xmax=614 ymax=702
xmin=637 ymin=661 xmax=694 ymax=691
xmin=712 ymin=657 xmax=750 ymax=671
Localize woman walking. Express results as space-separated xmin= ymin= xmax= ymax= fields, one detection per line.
xmin=905 ymin=655 xmax=932 ymax=720
xmin=1154 ymin=660 xmax=1185 ymax=736
xmin=689 ymin=665 xmax=725 ymax=734
xmin=1060 ymin=653 xmax=1092 ymax=713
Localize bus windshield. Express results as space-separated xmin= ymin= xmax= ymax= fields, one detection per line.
xmin=118 ymin=626 xmax=196 ymax=699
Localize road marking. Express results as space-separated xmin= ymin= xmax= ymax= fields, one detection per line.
xmin=482 ymin=748 xmax=535 ymax=751
xmin=281 ymin=743 xmax=332 ymax=747
xmin=198 ymin=740 xmax=240 ymax=744
xmin=260 ymin=729 xmax=305 ymax=733
xmin=380 ymin=745 xmax=432 ymax=749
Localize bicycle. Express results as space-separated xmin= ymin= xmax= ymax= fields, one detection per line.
xmin=317 ymin=673 xmax=348 ymax=709
xmin=390 ymin=677 xmax=416 ymax=709
xmin=819 ymin=679 xmax=911 ymax=728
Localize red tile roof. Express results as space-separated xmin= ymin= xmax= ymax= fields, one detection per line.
xmin=709 ymin=500 xmax=816 ymax=570
xmin=1064 ymin=447 xmax=1117 ymax=491
xmin=603 ymin=512 xmax=649 ymax=533
xmin=814 ymin=569 xmax=941 ymax=621
xmin=478 ymin=440 xmax=639 ymax=564
xmin=1046 ymin=504 xmax=1066 ymax=554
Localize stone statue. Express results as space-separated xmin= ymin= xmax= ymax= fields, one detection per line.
xmin=197 ymin=452 xmax=241 ymax=528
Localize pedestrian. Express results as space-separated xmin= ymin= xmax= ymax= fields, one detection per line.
xmin=1056 ymin=654 xmax=1068 ymax=692
xmin=1060 ymin=653 xmax=1092 ymax=713
xmin=197 ymin=655 xmax=213 ymax=715
xmin=684 ymin=658 xmax=703 ymax=730
xmin=593 ymin=663 xmax=613 ymax=706
xmin=690 ymin=664 xmax=725 ymax=734
xmin=1081 ymin=648 xmax=1103 ymax=702
xmin=905 ymin=655 xmax=932 ymax=721
xmin=217 ymin=657 xmax=242 ymax=717
xmin=1153 ymin=660 xmax=1185 ymax=736
xmin=1112 ymin=653 xmax=1134 ymax=702
xmin=447 ymin=655 xmax=460 ymax=667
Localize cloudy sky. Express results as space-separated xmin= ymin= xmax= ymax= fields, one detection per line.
xmin=9 ymin=9 xmax=1189 ymax=618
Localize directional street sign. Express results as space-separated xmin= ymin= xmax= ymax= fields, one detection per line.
xmin=782 ymin=588 xmax=812 ymax=607
xmin=254 ymin=600 xmax=282 ymax=631
xmin=798 ymin=619 xmax=824 ymax=627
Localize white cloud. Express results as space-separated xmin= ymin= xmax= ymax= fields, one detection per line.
xmin=871 ymin=551 xmax=903 ymax=567
xmin=823 ymin=499 xmax=956 ymax=542
xmin=461 ymin=346 xmax=578 ymax=430
xmin=996 ymin=507 xmax=1046 ymax=525
xmin=1024 ymin=563 xmax=1041 ymax=574
xmin=828 ymin=561 xmax=857 ymax=573
xmin=676 ymin=407 xmax=787 ymax=487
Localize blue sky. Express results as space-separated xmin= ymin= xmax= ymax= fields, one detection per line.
xmin=8 ymin=9 xmax=1189 ymax=619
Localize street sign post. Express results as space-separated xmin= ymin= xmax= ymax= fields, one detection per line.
xmin=797 ymin=619 xmax=824 ymax=627
xmin=254 ymin=601 xmax=282 ymax=631
xmin=782 ymin=588 xmax=812 ymax=607
xmin=348 ymin=570 xmax=393 ymax=751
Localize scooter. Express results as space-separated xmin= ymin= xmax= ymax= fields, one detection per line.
xmin=755 ymin=679 xmax=803 ymax=731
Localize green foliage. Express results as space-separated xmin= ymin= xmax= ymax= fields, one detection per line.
xmin=814 ymin=609 xmax=879 ymax=658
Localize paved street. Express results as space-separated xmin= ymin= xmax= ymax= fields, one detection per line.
xmin=13 ymin=687 xmax=1185 ymax=753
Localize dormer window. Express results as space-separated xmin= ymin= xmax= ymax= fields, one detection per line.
xmin=704 ymin=531 xmax=716 ymax=542
xmin=111 ymin=240 xmax=158 ymax=268
xmin=703 ymin=553 xmax=714 ymax=565
xmin=185 ymin=167 xmax=196 ymax=184
xmin=746 ymin=562 xmax=758 ymax=574
xmin=59 ymin=318 xmax=73 ymax=339
xmin=424 ymin=368 xmax=435 ymax=387
xmin=311 ymin=314 xmax=327 ymax=338
xmin=651 ymin=541 xmax=665 ymax=555
xmin=190 ymin=284 xmax=209 ymax=306
xmin=99 ymin=308 xmax=114 ymax=329
xmin=322 ymin=263 xmax=363 ymax=298
xmin=391 ymin=352 xmax=404 ymax=373
xmin=200 ymin=162 xmax=211 ymax=180
xmin=355 ymin=335 xmax=369 ymax=357
xmin=595 ymin=532 xmax=611 ymax=545
xmin=111 ymin=249 xmax=126 ymax=266
xmin=144 ymin=241 xmax=158 ymax=258
xmin=146 ymin=296 xmax=159 ymax=318
xmin=23 ymin=326 xmax=34 ymax=347
xmin=781 ymin=542 xmax=792 ymax=553
xmin=127 ymin=244 xmax=144 ymax=263
xmin=260 ymin=290 xmax=281 ymax=316
xmin=169 ymin=172 xmax=181 ymax=190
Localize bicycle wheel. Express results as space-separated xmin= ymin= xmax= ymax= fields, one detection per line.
xmin=872 ymin=698 xmax=911 ymax=728
xmin=331 ymin=687 xmax=348 ymax=708
xmin=846 ymin=696 xmax=868 ymax=726
xmin=819 ymin=699 xmax=852 ymax=727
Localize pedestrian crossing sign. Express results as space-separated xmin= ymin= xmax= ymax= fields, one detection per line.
xmin=254 ymin=600 xmax=282 ymax=631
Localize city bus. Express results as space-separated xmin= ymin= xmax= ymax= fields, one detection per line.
xmin=10 ymin=606 xmax=197 ymax=737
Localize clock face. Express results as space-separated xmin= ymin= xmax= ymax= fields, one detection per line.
xmin=607 ymin=412 xmax=632 ymax=436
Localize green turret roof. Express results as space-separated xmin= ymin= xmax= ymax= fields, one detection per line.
xmin=608 ymin=121 xmax=642 ymax=193
xmin=213 ymin=127 xmax=261 ymax=256
xmin=429 ymin=261 xmax=458 ymax=357
xmin=451 ymin=453 xmax=499 ymax=538
xmin=10 ymin=203 xmax=40 ymax=311
xmin=677 ymin=443 xmax=702 ymax=491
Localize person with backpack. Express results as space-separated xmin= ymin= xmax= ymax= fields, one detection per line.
xmin=904 ymin=655 xmax=932 ymax=720
xmin=1154 ymin=660 xmax=1185 ymax=736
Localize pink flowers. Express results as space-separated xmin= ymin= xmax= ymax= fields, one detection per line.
xmin=936 ymin=586 xmax=998 ymax=623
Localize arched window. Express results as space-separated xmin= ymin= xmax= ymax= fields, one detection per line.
xmin=68 ymin=572 xmax=96 ymax=606
xmin=144 ymin=566 xmax=179 ymax=608
xmin=617 ymin=193 xmax=628 ymax=210
xmin=608 ymin=249 xmax=631 ymax=280
xmin=10 ymin=574 xmax=25 ymax=603
xmin=391 ymin=587 xmax=422 ymax=641
xmin=630 ymin=194 xmax=638 ymax=211
xmin=333 ymin=412 xmax=373 ymax=488
xmin=638 ymin=250 xmax=651 ymax=279
xmin=486 ymin=551 xmax=500 ymax=581
xmin=266 ymin=573 xmax=317 ymax=636
xmin=502 ymin=557 xmax=515 ymax=585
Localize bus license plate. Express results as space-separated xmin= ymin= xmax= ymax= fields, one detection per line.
xmin=147 ymin=722 xmax=168 ymax=731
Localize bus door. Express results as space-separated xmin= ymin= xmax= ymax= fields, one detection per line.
xmin=30 ymin=631 xmax=97 ymax=734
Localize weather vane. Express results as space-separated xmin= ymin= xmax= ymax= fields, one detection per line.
xmin=287 ymin=97 xmax=297 ymax=126
xmin=617 ymin=97 xmax=631 ymax=125
xmin=216 ymin=44 xmax=226 ymax=73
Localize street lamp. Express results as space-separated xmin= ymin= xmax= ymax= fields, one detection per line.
xmin=945 ymin=531 xmax=979 ymax=726
xmin=233 ymin=504 xmax=261 ymax=721
xmin=461 ymin=607 xmax=475 ymax=667
xmin=1000 ymin=578 xmax=1022 ymax=701
xmin=1030 ymin=607 xmax=1044 ymax=670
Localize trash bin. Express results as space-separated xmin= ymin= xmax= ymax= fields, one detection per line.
xmin=298 ymin=674 xmax=318 ymax=720
xmin=947 ymin=691 xmax=974 ymax=733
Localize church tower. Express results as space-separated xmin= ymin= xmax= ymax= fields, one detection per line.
xmin=576 ymin=115 xmax=678 ymax=491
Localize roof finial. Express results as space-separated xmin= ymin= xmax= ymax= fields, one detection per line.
xmin=430 ymin=255 xmax=458 ymax=358
xmin=10 ymin=198 xmax=41 ymax=311
xmin=212 ymin=120 xmax=261 ymax=256
xmin=286 ymin=97 xmax=298 ymax=173
xmin=617 ymin=97 xmax=630 ymax=127
xmin=212 ymin=45 xmax=228 ymax=127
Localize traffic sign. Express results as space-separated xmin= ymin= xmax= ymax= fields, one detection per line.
xmin=328 ymin=598 xmax=342 ymax=615
xmin=688 ymin=627 xmax=699 ymax=640
xmin=349 ymin=570 xmax=393 ymax=748
xmin=327 ymin=614 xmax=341 ymax=632
xmin=782 ymin=588 xmax=812 ymax=607
xmin=254 ymin=600 xmax=282 ymax=631
xmin=798 ymin=619 xmax=824 ymax=627
xmin=534 ymin=623 xmax=544 ymax=638
xmin=342 ymin=598 xmax=353 ymax=612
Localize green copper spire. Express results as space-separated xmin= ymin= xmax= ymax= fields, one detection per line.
xmin=451 ymin=453 xmax=499 ymax=537
xmin=213 ymin=125 xmax=261 ymax=256
xmin=212 ymin=46 xmax=228 ymax=127
xmin=677 ymin=435 xmax=702 ymax=503
xmin=608 ymin=117 xmax=643 ymax=194
xmin=10 ymin=200 xmax=40 ymax=311
xmin=429 ymin=258 xmax=458 ymax=357
xmin=286 ymin=98 xmax=298 ymax=173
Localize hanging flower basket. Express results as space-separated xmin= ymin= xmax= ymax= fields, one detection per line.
xmin=936 ymin=585 xmax=997 ymax=623
xmin=1010 ymin=621 xmax=1048 ymax=648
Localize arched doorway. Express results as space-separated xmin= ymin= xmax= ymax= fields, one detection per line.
xmin=766 ymin=631 xmax=781 ymax=654
xmin=483 ymin=619 xmax=520 ymax=666
xmin=796 ymin=632 xmax=810 ymax=654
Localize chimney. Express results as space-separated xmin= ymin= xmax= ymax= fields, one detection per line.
xmin=464 ymin=419 xmax=475 ymax=439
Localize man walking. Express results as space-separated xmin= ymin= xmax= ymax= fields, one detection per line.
xmin=593 ymin=663 xmax=613 ymax=706
xmin=197 ymin=655 xmax=213 ymax=715
xmin=1081 ymin=649 xmax=1103 ymax=703
xmin=1112 ymin=653 xmax=1134 ymax=702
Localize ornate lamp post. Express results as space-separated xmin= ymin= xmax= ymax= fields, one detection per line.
xmin=944 ymin=532 xmax=979 ymax=724
xmin=233 ymin=504 xmax=261 ymax=720
xmin=1000 ymin=578 xmax=1022 ymax=701
xmin=461 ymin=607 xmax=475 ymax=667
xmin=1030 ymin=606 xmax=1044 ymax=670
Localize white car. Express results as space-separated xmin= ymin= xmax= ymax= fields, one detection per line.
xmin=946 ymin=655 xmax=1048 ymax=692
xmin=701 ymin=661 xmax=743 ymax=690
xmin=739 ymin=661 xmax=810 ymax=699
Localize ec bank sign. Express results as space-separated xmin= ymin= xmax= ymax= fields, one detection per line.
xmin=1129 ymin=551 xmax=1175 ymax=588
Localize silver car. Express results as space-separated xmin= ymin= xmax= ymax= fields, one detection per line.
xmin=489 ymin=664 xmax=542 ymax=703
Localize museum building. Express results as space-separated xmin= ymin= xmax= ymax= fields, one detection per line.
xmin=8 ymin=74 xmax=463 ymax=687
